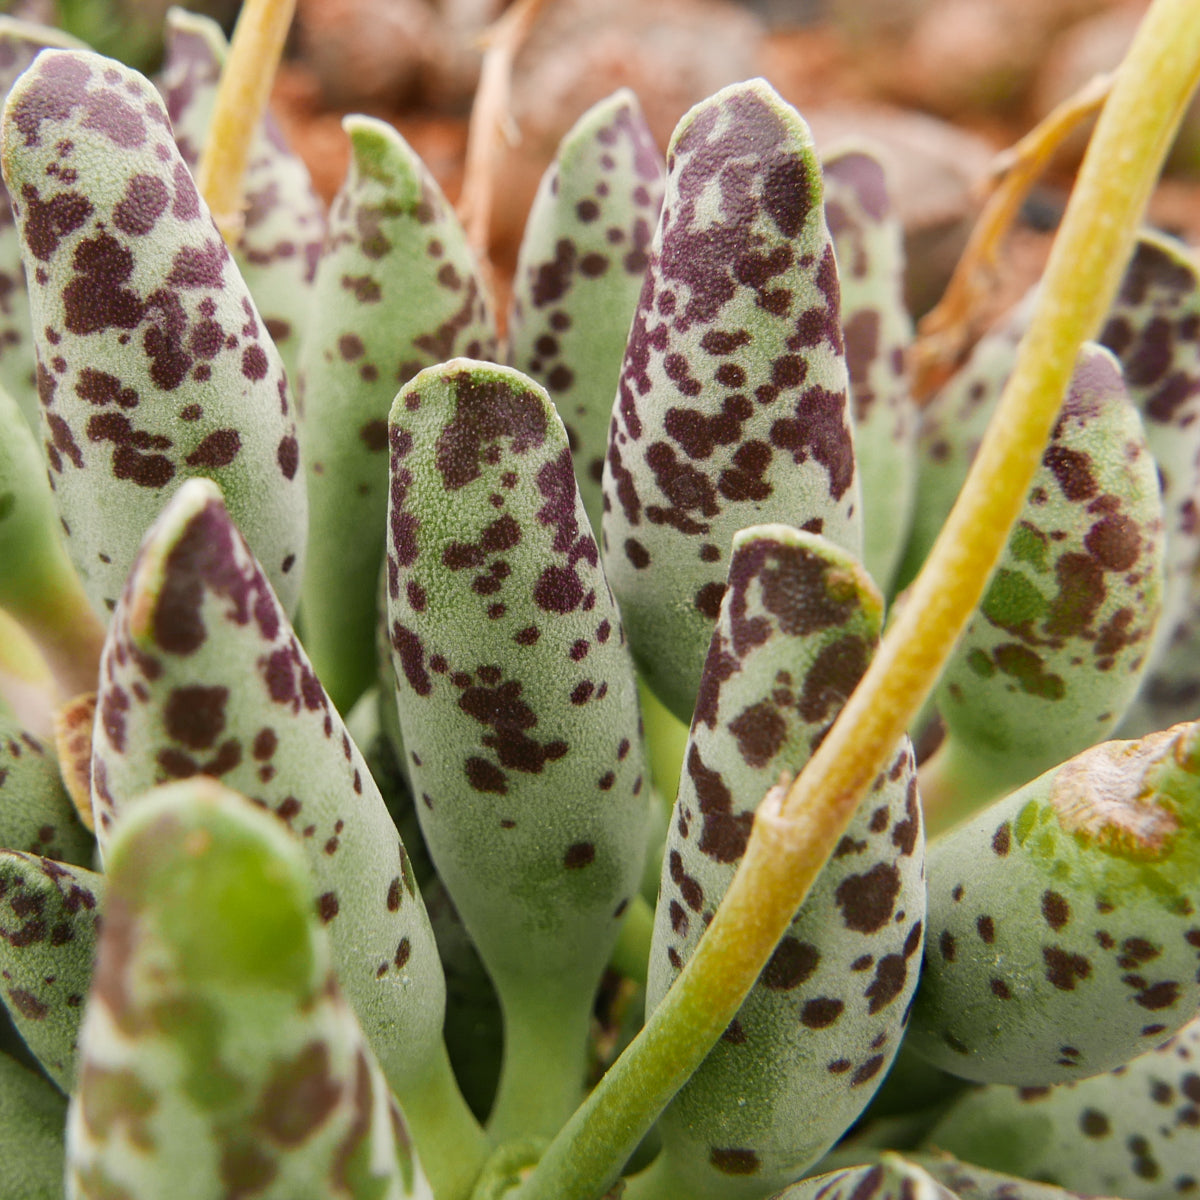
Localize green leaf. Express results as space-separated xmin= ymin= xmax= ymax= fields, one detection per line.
xmin=0 ymin=1049 xmax=67 ymax=1200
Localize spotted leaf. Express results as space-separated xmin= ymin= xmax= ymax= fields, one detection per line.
xmin=823 ymin=145 xmax=915 ymax=595
xmin=0 ymin=1047 xmax=67 ymax=1200
xmin=0 ymin=850 xmax=101 ymax=1092
xmin=909 ymin=1151 xmax=1119 ymax=1200
xmin=0 ymin=49 xmax=307 ymax=618
xmin=927 ymin=344 xmax=1164 ymax=808
xmin=89 ymin=478 xmax=450 ymax=1116
xmin=300 ymin=115 xmax=496 ymax=714
xmin=508 ymin=89 xmax=665 ymax=536
xmin=601 ymin=78 xmax=861 ymax=724
xmin=926 ymin=1013 xmax=1200 ymax=1199
xmin=910 ymin=720 xmax=1200 ymax=1086
xmin=385 ymin=359 xmax=647 ymax=1136
xmin=0 ymin=718 xmax=93 ymax=866
xmin=644 ymin=526 xmax=924 ymax=1198
xmin=156 ymin=7 xmax=325 ymax=386
xmin=774 ymin=1154 xmax=959 ymax=1200
xmin=65 ymin=779 xmax=430 ymax=1200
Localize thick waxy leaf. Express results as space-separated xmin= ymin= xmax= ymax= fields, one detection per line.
xmin=0 ymin=1048 xmax=67 ymax=1200
xmin=601 ymin=78 xmax=861 ymax=724
xmin=300 ymin=115 xmax=496 ymax=713
xmin=926 ymin=1014 xmax=1200 ymax=1199
xmin=0 ymin=17 xmax=87 ymax=432
xmin=0 ymin=718 xmax=93 ymax=866
xmin=928 ymin=345 xmax=1164 ymax=805
xmin=910 ymin=1151 xmax=1115 ymax=1200
xmin=66 ymin=779 xmax=429 ymax=1200
xmin=89 ymin=479 xmax=449 ymax=1109
xmin=822 ymin=146 xmax=915 ymax=595
xmin=774 ymin=1155 xmax=957 ymax=1200
xmin=910 ymin=721 xmax=1200 ymax=1085
xmin=0 ymin=49 xmax=306 ymax=618
xmin=156 ymin=8 xmax=325 ymax=387
xmin=0 ymin=851 xmax=101 ymax=1092
xmin=508 ymin=89 xmax=665 ymax=536
xmin=644 ymin=527 xmax=924 ymax=1198
xmin=386 ymin=360 xmax=647 ymax=1135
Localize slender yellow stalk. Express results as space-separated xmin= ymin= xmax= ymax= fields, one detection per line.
xmin=194 ymin=0 xmax=297 ymax=244
xmin=515 ymin=2 xmax=1200 ymax=1196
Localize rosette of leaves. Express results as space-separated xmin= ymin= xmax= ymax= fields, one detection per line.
xmin=0 ymin=49 xmax=307 ymax=618
xmin=601 ymin=78 xmax=861 ymax=725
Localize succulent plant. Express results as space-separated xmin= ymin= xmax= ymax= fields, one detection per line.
xmin=1 ymin=4 xmax=1200 ymax=1200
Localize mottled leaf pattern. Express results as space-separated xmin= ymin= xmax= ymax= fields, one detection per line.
xmin=300 ymin=115 xmax=496 ymax=713
xmin=0 ymin=1048 xmax=67 ymax=1200
xmin=0 ymin=851 xmax=101 ymax=1091
xmin=823 ymin=146 xmax=915 ymax=594
xmin=508 ymin=89 xmax=665 ymax=536
xmin=774 ymin=1155 xmax=958 ymax=1200
xmin=910 ymin=1151 xmax=1113 ymax=1200
xmin=89 ymin=478 xmax=449 ymax=1108
xmin=601 ymin=78 xmax=861 ymax=724
xmin=65 ymin=779 xmax=430 ymax=1200
xmin=644 ymin=527 xmax=924 ymax=1198
xmin=929 ymin=345 xmax=1164 ymax=801
xmin=0 ymin=49 xmax=307 ymax=617
xmin=911 ymin=721 xmax=1200 ymax=1085
xmin=0 ymin=718 xmax=93 ymax=866
xmin=927 ymin=1014 xmax=1200 ymax=1199
xmin=156 ymin=7 xmax=325 ymax=387
xmin=385 ymin=360 xmax=647 ymax=1134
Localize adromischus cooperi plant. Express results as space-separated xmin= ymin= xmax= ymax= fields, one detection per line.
xmin=0 ymin=10 xmax=1199 ymax=1200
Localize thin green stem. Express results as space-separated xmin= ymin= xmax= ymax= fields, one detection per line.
xmin=514 ymin=3 xmax=1200 ymax=1197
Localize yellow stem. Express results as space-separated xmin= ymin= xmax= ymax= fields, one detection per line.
xmin=195 ymin=0 xmax=297 ymax=245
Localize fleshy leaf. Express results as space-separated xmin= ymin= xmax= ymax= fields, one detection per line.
xmin=910 ymin=1151 xmax=1121 ymax=1200
xmin=823 ymin=145 xmax=916 ymax=595
xmin=773 ymin=1155 xmax=958 ymax=1200
xmin=926 ymin=344 xmax=1165 ymax=810
xmin=642 ymin=527 xmax=924 ymax=1198
xmin=910 ymin=720 xmax=1200 ymax=1085
xmin=0 ymin=851 xmax=101 ymax=1092
xmin=157 ymin=7 xmax=325 ymax=385
xmin=385 ymin=359 xmax=647 ymax=1137
xmin=0 ymin=1048 xmax=67 ymax=1200
xmin=89 ymin=479 xmax=451 ymax=1116
xmin=0 ymin=49 xmax=307 ymax=618
xmin=601 ymin=78 xmax=861 ymax=724
xmin=0 ymin=718 xmax=93 ymax=866
xmin=926 ymin=1014 xmax=1200 ymax=1199
xmin=507 ymin=89 xmax=665 ymax=536
xmin=299 ymin=114 xmax=497 ymax=713
xmin=65 ymin=778 xmax=430 ymax=1200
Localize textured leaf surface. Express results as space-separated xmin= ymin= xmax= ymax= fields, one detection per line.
xmin=0 ymin=850 xmax=101 ymax=1092
xmin=0 ymin=1048 xmax=67 ymax=1200
xmin=65 ymin=779 xmax=429 ymax=1200
xmin=823 ymin=146 xmax=915 ymax=594
xmin=89 ymin=479 xmax=447 ymax=1101
xmin=927 ymin=1014 xmax=1200 ymax=1199
xmin=911 ymin=721 xmax=1200 ymax=1085
xmin=156 ymin=7 xmax=325 ymax=386
xmin=644 ymin=527 xmax=924 ymax=1198
xmin=931 ymin=344 xmax=1164 ymax=793
xmin=300 ymin=115 xmax=496 ymax=712
xmin=0 ymin=49 xmax=306 ymax=617
xmin=601 ymin=78 xmax=861 ymax=723
xmin=910 ymin=1151 xmax=1114 ymax=1200
xmin=775 ymin=1154 xmax=957 ymax=1200
xmin=508 ymin=89 xmax=664 ymax=536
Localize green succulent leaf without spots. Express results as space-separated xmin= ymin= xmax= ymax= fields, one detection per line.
xmin=640 ymin=526 xmax=924 ymax=1200
xmin=65 ymin=778 xmax=430 ymax=1200
xmin=0 ymin=851 xmax=101 ymax=1093
xmin=930 ymin=343 xmax=1165 ymax=797
xmin=0 ymin=1048 xmax=68 ymax=1200
xmin=156 ymin=7 xmax=326 ymax=387
xmin=385 ymin=359 xmax=648 ymax=1136
xmin=88 ymin=478 xmax=450 ymax=1112
xmin=823 ymin=145 xmax=916 ymax=595
xmin=0 ymin=17 xmax=87 ymax=433
xmin=508 ymin=88 xmax=665 ymax=537
xmin=0 ymin=718 xmax=93 ymax=866
xmin=910 ymin=720 xmax=1200 ymax=1086
xmin=601 ymin=77 xmax=862 ymax=725
xmin=299 ymin=114 xmax=496 ymax=714
xmin=0 ymin=49 xmax=307 ymax=618
xmin=926 ymin=1013 xmax=1200 ymax=1199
